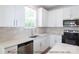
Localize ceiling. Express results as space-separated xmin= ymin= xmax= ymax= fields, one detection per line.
xmin=36 ymin=5 xmax=73 ymax=10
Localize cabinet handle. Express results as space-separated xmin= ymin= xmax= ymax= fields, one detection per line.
xmin=13 ymin=20 xmax=15 ymax=26
xmin=13 ymin=19 xmax=17 ymax=27
xmin=55 ymin=40 xmax=57 ymax=43
xmin=40 ymin=43 xmax=42 ymax=47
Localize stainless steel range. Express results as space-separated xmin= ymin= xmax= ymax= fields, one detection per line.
xmin=62 ymin=19 xmax=79 ymax=46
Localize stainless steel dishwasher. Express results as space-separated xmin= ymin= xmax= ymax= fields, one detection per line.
xmin=18 ymin=40 xmax=33 ymax=54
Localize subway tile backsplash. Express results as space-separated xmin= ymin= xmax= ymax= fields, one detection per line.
xmin=0 ymin=27 xmax=79 ymax=43
xmin=37 ymin=27 xmax=79 ymax=35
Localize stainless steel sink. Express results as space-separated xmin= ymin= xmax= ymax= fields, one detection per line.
xmin=29 ymin=35 xmax=38 ymax=38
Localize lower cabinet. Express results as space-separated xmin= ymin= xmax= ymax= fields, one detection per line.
xmin=33 ymin=39 xmax=41 ymax=54
xmin=0 ymin=46 xmax=5 ymax=54
xmin=49 ymin=35 xmax=62 ymax=48
xmin=4 ymin=36 xmax=49 ymax=54
xmin=33 ymin=36 xmax=49 ymax=54
xmin=5 ymin=45 xmax=17 ymax=54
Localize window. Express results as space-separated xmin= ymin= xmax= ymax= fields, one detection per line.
xmin=25 ymin=6 xmax=37 ymax=28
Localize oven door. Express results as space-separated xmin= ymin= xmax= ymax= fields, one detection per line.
xmin=62 ymin=32 xmax=78 ymax=45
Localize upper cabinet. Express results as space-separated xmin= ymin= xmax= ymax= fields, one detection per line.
xmin=56 ymin=9 xmax=63 ymax=27
xmin=63 ymin=7 xmax=71 ymax=20
xmin=0 ymin=6 xmax=15 ymax=27
xmin=48 ymin=8 xmax=63 ymax=27
xmin=37 ymin=8 xmax=48 ymax=27
xmin=48 ymin=10 xmax=57 ymax=27
xmin=1 ymin=6 xmax=79 ymax=27
xmin=5 ymin=6 xmax=16 ymax=27
xmin=48 ymin=6 xmax=79 ymax=27
xmin=0 ymin=6 xmax=25 ymax=27
xmin=37 ymin=6 xmax=79 ymax=27
xmin=63 ymin=6 xmax=79 ymax=20
xmin=71 ymin=6 xmax=79 ymax=19
xmin=14 ymin=6 xmax=25 ymax=27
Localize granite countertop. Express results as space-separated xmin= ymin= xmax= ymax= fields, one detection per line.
xmin=0 ymin=34 xmax=48 ymax=48
xmin=47 ymin=43 xmax=79 ymax=54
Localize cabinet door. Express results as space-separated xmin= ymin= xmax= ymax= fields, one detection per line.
xmin=15 ymin=6 xmax=25 ymax=27
xmin=34 ymin=36 xmax=49 ymax=54
xmin=45 ymin=37 xmax=50 ymax=48
xmin=37 ymin=8 xmax=48 ymax=27
xmin=33 ymin=39 xmax=41 ymax=54
xmin=42 ymin=8 xmax=48 ymax=27
xmin=71 ymin=6 xmax=79 ymax=19
xmin=3 ymin=6 xmax=15 ymax=27
xmin=39 ymin=36 xmax=49 ymax=53
xmin=49 ymin=35 xmax=62 ymax=47
xmin=40 ymin=38 xmax=46 ymax=52
xmin=48 ymin=10 xmax=57 ymax=27
xmin=34 ymin=37 xmax=47 ymax=54
xmin=49 ymin=35 xmax=56 ymax=47
xmin=48 ymin=9 xmax=63 ymax=27
xmin=54 ymin=35 xmax=62 ymax=44
xmin=0 ymin=46 xmax=4 ymax=54
xmin=40 ymin=39 xmax=44 ymax=52
xmin=37 ymin=8 xmax=42 ymax=27
xmin=63 ymin=7 xmax=71 ymax=20
xmin=4 ymin=6 xmax=25 ymax=27
xmin=56 ymin=9 xmax=63 ymax=27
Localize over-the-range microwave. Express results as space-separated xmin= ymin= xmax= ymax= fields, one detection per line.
xmin=63 ymin=19 xmax=79 ymax=27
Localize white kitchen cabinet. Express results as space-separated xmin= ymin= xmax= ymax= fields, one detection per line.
xmin=0 ymin=46 xmax=5 ymax=54
xmin=14 ymin=6 xmax=25 ymax=27
xmin=40 ymin=36 xmax=49 ymax=52
xmin=33 ymin=38 xmax=41 ymax=53
xmin=0 ymin=6 xmax=25 ymax=27
xmin=63 ymin=6 xmax=79 ymax=20
xmin=63 ymin=7 xmax=71 ymax=20
xmin=37 ymin=8 xmax=48 ymax=27
xmin=71 ymin=6 xmax=79 ymax=19
xmin=33 ymin=36 xmax=49 ymax=54
xmin=40 ymin=38 xmax=46 ymax=52
xmin=49 ymin=35 xmax=62 ymax=48
xmin=56 ymin=9 xmax=63 ymax=27
xmin=48 ymin=6 xmax=79 ymax=27
xmin=55 ymin=35 xmax=62 ymax=43
xmin=5 ymin=45 xmax=17 ymax=54
xmin=45 ymin=37 xmax=50 ymax=49
xmin=0 ymin=48 xmax=2 ymax=54
xmin=48 ymin=10 xmax=57 ymax=27
xmin=48 ymin=8 xmax=63 ymax=27
xmin=49 ymin=35 xmax=56 ymax=47
xmin=0 ymin=6 xmax=15 ymax=27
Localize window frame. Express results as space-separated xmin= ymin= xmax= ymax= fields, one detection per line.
xmin=24 ymin=6 xmax=37 ymax=29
